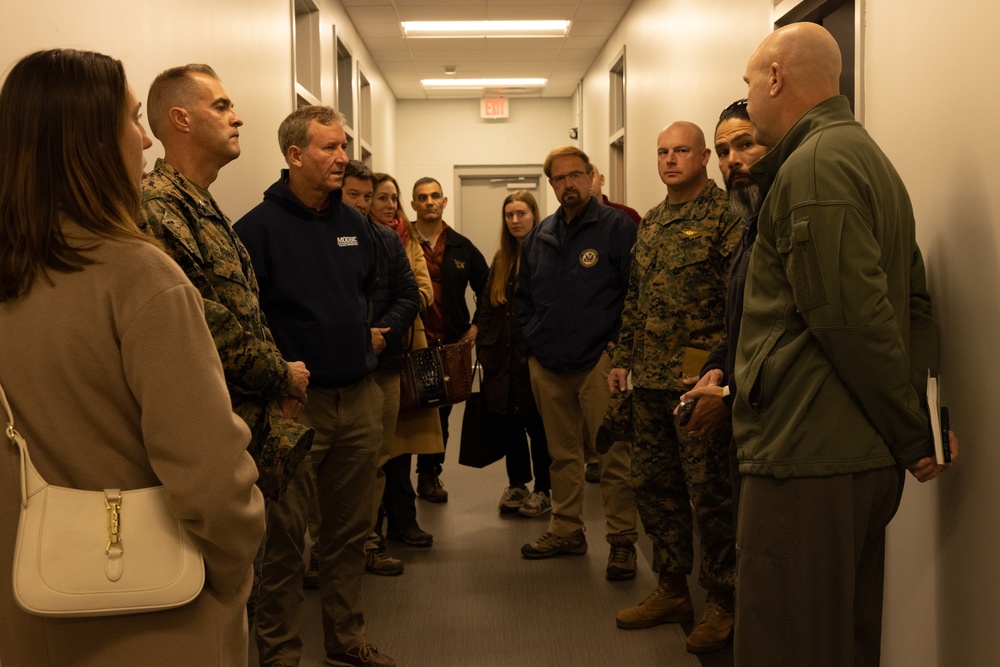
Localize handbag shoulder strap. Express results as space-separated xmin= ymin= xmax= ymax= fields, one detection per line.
xmin=1 ymin=378 xmax=37 ymax=508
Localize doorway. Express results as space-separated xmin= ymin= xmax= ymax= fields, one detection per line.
xmin=456 ymin=175 xmax=542 ymax=265
xmin=451 ymin=165 xmax=545 ymax=316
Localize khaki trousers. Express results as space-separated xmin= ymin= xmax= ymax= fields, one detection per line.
xmin=365 ymin=370 xmax=400 ymax=551
xmin=255 ymin=379 xmax=383 ymax=664
xmin=528 ymin=354 xmax=637 ymax=542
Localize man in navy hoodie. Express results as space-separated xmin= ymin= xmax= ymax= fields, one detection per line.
xmin=236 ymin=106 xmax=394 ymax=667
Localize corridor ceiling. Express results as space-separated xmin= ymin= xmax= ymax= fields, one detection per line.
xmin=340 ymin=0 xmax=634 ymax=99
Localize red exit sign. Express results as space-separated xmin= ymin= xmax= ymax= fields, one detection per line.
xmin=481 ymin=97 xmax=509 ymax=119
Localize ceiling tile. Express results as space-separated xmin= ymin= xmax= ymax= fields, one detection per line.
xmin=353 ymin=0 xmax=634 ymax=100
xmin=343 ymin=6 xmax=399 ymax=22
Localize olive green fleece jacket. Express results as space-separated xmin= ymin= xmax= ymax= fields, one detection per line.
xmin=733 ymin=96 xmax=939 ymax=478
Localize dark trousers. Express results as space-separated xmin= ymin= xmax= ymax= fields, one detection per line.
xmin=735 ymin=467 xmax=905 ymax=667
xmin=730 ymin=436 xmax=742 ymax=527
xmin=382 ymin=454 xmax=418 ymax=533
xmin=501 ymin=411 xmax=551 ymax=492
xmin=416 ymin=405 xmax=450 ymax=475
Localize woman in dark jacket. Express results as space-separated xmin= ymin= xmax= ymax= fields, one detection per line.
xmin=475 ymin=191 xmax=551 ymax=516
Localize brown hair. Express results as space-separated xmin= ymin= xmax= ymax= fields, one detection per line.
xmin=543 ymin=145 xmax=592 ymax=178
xmin=146 ymin=63 xmax=218 ymax=139
xmin=346 ymin=160 xmax=376 ymax=189
xmin=374 ymin=173 xmax=410 ymax=225
xmin=0 ymin=49 xmax=145 ymax=302
xmin=487 ymin=190 xmax=540 ymax=307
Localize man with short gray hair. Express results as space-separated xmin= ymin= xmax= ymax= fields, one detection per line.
xmin=237 ymin=106 xmax=394 ymax=667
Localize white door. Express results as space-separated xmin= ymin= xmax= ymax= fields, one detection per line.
xmin=453 ymin=168 xmax=544 ymax=318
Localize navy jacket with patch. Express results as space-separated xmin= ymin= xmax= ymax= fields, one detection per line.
xmin=516 ymin=196 xmax=636 ymax=374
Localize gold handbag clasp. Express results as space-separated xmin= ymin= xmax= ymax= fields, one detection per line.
xmin=105 ymin=491 xmax=122 ymax=553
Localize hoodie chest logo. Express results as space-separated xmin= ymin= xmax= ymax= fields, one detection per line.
xmin=337 ymin=235 xmax=359 ymax=247
xmin=579 ymin=249 xmax=599 ymax=268
xmin=454 ymin=260 xmax=466 ymax=269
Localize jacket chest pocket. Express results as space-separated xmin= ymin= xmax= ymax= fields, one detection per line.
xmin=633 ymin=246 xmax=654 ymax=272
xmin=209 ymin=251 xmax=251 ymax=288
xmin=206 ymin=250 xmax=258 ymax=320
xmin=665 ymin=232 xmax=712 ymax=272
xmin=776 ymin=218 xmax=828 ymax=312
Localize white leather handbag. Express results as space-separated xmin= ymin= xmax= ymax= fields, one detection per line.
xmin=2 ymin=379 xmax=205 ymax=617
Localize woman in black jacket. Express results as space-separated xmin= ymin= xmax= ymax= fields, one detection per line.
xmin=475 ymin=191 xmax=551 ymax=516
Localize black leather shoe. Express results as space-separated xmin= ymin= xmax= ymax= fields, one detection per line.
xmin=386 ymin=525 xmax=433 ymax=547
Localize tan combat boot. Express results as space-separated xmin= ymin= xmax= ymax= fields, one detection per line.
xmin=685 ymin=590 xmax=734 ymax=654
xmin=615 ymin=573 xmax=694 ymax=629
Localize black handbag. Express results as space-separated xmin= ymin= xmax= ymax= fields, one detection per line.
xmin=458 ymin=362 xmax=506 ymax=468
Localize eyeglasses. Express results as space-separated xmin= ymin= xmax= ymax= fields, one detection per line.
xmin=549 ymin=170 xmax=588 ymax=186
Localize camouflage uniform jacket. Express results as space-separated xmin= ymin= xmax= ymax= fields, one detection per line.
xmin=613 ymin=180 xmax=741 ymax=391
xmin=139 ymin=158 xmax=311 ymax=499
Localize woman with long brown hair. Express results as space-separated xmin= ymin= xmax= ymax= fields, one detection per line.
xmin=0 ymin=49 xmax=264 ymax=665
xmin=475 ymin=190 xmax=551 ymax=516
xmin=371 ymin=173 xmax=441 ymax=546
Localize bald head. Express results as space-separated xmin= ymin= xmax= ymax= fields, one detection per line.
xmin=589 ymin=164 xmax=606 ymax=197
xmin=658 ymin=121 xmax=707 ymax=151
xmin=743 ymin=23 xmax=842 ymax=147
xmin=656 ymin=120 xmax=711 ymax=204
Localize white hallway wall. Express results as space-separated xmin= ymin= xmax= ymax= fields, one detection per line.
xmin=579 ymin=0 xmax=772 ymax=218
xmin=4 ymin=0 xmax=998 ymax=664
xmin=0 ymin=0 xmax=397 ymax=222
xmin=865 ymin=3 xmax=1000 ymax=666
xmin=393 ymin=97 xmax=573 ymax=229
xmin=579 ymin=1 xmax=1000 ymax=666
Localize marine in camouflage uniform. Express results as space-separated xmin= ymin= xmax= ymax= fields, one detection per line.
xmin=139 ymin=158 xmax=313 ymax=501
xmin=614 ymin=177 xmax=739 ymax=588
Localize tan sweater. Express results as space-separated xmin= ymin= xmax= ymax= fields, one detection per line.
xmin=0 ymin=225 xmax=265 ymax=666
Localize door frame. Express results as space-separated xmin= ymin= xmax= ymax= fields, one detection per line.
xmin=452 ymin=164 xmax=548 ymax=235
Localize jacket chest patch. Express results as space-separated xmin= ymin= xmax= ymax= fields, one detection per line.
xmin=454 ymin=259 xmax=466 ymax=269
xmin=337 ymin=235 xmax=359 ymax=247
xmin=579 ymin=249 xmax=599 ymax=268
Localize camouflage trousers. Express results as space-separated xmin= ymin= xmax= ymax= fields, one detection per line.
xmin=631 ymin=387 xmax=735 ymax=592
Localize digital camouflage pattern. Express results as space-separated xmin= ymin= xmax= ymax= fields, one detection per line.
xmin=631 ymin=387 xmax=735 ymax=589
xmin=613 ymin=180 xmax=741 ymax=390
xmin=139 ymin=158 xmax=312 ymax=500
xmin=612 ymin=180 xmax=738 ymax=593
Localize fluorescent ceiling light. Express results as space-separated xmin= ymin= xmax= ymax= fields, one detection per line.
xmin=402 ymin=20 xmax=570 ymax=39
xmin=421 ymin=78 xmax=546 ymax=89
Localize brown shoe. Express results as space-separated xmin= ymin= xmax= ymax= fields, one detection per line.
xmin=326 ymin=641 xmax=395 ymax=666
xmin=417 ymin=472 xmax=448 ymax=503
xmin=616 ymin=574 xmax=694 ymax=629
xmin=606 ymin=536 xmax=636 ymax=581
xmin=686 ymin=591 xmax=734 ymax=654
xmin=365 ymin=548 xmax=404 ymax=576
